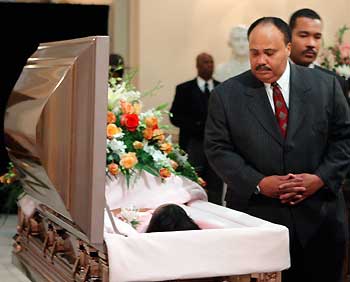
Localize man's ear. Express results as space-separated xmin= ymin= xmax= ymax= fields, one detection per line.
xmin=286 ymin=42 xmax=292 ymax=57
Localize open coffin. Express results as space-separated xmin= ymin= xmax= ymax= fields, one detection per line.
xmin=4 ymin=36 xmax=290 ymax=282
xmin=105 ymin=172 xmax=290 ymax=282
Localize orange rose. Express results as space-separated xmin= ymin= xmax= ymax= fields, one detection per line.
xmin=107 ymin=111 xmax=116 ymax=124
xmin=153 ymin=129 xmax=165 ymax=142
xmin=133 ymin=102 xmax=142 ymax=114
xmin=0 ymin=175 xmax=4 ymax=183
xmin=120 ymin=153 xmax=138 ymax=169
xmin=120 ymin=100 xmax=135 ymax=114
xmin=159 ymin=168 xmax=171 ymax=178
xmin=143 ymin=128 xmax=153 ymax=140
xmin=144 ymin=116 xmax=158 ymax=129
xmin=108 ymin=163 xmax=119 ymax=175
xmin=133 ymin=141 xmax=144 ymax=149
xmin=160 ymin=143 xmax=172 ymax=154
xmin=198 ymin=177 xmax=207 ymax=187
xmin=120 ymin=114 xmax=139 ymax=132
xmin=107 ymin=124 xmax=122 ymax=138
xmin=170 ymin=160 xmax=178 ymax=170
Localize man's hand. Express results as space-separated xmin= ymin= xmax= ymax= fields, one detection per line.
xmin=279 ymin=173 xmax=324 ymax=205
xmin=258 ymin=174 xmax=305 ymax=198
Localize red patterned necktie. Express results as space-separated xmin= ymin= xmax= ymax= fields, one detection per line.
xmin=271 ymin=82 xmax=288 ymax=138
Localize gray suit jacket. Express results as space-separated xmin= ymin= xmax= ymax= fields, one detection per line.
xmin=205 ymin=63 xmax=350 ymax=245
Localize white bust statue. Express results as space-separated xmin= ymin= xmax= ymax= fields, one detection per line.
xmin=215 ymin=25 xmax=250 ymax=82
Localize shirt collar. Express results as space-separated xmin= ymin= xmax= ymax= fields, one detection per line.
xmin=263 ymin=62 xmax=290 ymax=90
xmin=289 ymin=57 xmax=315 ymax=68
xmin=197 ymin=76 xmax=214 ymax=89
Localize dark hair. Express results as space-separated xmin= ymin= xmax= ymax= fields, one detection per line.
xmin=247 ymin=17 xmax=291 ymax=45
xmin=289 ymin=8 xmax=321 ymax=30
xmin=146 ymin=204 xmax=200 ymax=233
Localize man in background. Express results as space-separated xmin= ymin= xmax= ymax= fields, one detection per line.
xmin=289 ymin=11 xmax=350 ymax=279
xmin=289 ymin=8 xmax=349 ymax=100
xmin=109 ymin=53 xmax=124 ymax=80
xmin=170 ymin=53 xmax=223 ymax=205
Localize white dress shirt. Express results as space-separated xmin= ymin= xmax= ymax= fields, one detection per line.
xmin=197 ymin=77 xmax=214 ymax=93
xmin=263 ymin=62 xmax=290 ymax=113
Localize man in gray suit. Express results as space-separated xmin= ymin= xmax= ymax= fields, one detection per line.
xmin=205 ymin=17 xmax=350 ymax=282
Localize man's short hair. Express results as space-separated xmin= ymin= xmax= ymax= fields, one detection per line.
xmin=289 ymin=8 xmax=322 ymax=30
xmin=247 ymin=17 xmax=291 ymax=45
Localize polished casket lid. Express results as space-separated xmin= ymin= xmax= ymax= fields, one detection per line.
xmin=4 ymin=36 xmax=109 ymax=246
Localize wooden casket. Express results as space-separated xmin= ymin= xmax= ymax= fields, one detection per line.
xmin=4 ymin=36 xmax=290 ymax=282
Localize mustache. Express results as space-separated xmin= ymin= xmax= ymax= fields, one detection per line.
xmin=302 ymin=48 xmax=317 ymax=55
xmin=255 ymin=64 xmax=271 ymax=71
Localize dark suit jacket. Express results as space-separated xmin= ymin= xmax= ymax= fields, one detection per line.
xmin=315 ymin=65 xmax=349 ymax=103
xmin=205 ymin=64 xmax=350 ymax=246
xmin=170 ymin=78 xmax=220 ymax=150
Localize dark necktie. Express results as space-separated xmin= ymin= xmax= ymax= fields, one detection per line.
xmin=271 ymin=82 xmax=288 ymax=138
xmin=204 ymin=82 xmax=210 ymax=100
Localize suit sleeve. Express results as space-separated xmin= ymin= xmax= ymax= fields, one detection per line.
xmin=204 ymin=88 xmax=264 ymax=203
xmin=337 ymin=75 xmax=350 ymax=104
xmin=170 ymin=85 xmax=205 ymax=134
xmin=315 ymin=76 xmax=350 ymax=195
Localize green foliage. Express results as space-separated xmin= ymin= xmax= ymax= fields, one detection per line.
xmin=0 ymin=162 xmax=23 ymax=214
xmin=338 ymin=25 xmax=349 ymax=45
xmin=0 ymin=181 xmax=23 ymax=213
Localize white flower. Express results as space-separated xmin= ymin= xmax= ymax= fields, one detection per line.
xmin=139 ymin=109 xmax=163 ymax=123
xmin=143 ymin=144 xmax=171 ymax=167
xmin=139 ymin=110 xmax=155 ymax=119
xmin=172 ymin=149 xmax=188 ymax=165
xmin=152 ymin=150 xmax=168 ymax=163
xmin=114 ymin=131 xmax=124 ymax=139
xmin=165 ymin=135 xmax=172 ymax=143
xmin=108 ymin=87 xmax=119 ymax=110
xmin=335 ymin=64 xmax=350 ymax=79
xmin=120 ymin=207 xmax=139 ymax=223
xmin=108 ymin=139 xmax=126 ymax=157
xmin=123 ymin=90 xmax=141 ymax=102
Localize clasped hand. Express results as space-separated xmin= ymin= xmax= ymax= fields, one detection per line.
xmin=258 ymin=173 xmax=324 ymax=205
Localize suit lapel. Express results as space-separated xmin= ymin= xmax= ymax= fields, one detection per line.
xmin=285 ymin=64 xmax=310 ymax=142
xmin=191 ymin=79 xmax=207 ymax=114
xmin=246 ymin=76 xmax=284 ymax=145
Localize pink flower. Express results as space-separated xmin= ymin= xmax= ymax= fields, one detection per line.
xmin=339 ymin=43 xmax=350 ymax=59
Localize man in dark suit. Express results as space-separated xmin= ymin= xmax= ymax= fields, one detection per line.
xmin=170 ymin=53 xmax=223 ymax=205
xmin=205 ymin=17 xmax=350 ymax=282
xmin=289 ymin=8 xmax=349 ymax=100
xmin=289 ymin=11 xmax=350 ymax=279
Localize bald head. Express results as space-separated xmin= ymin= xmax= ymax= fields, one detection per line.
xmin=196 ymin=53 xmax=214 ymax=81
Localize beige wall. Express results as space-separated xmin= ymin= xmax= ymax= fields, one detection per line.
xmin=116 ymin=0 xmax=350 ymax=133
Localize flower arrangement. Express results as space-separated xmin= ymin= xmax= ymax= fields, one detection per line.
xmin=106 ymin=71 xmax=203 ymax=187
xmin=0 ymin=162 xmax=23 ymax=213
xmin=0 ymin=162 xmax=17 ymax=185
xmin=319 ymin=25 xmax=350 ymax=79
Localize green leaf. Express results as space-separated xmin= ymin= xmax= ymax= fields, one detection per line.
xmin=107 ymin=155 xmax=114 ymax=163
xmin=155 ymin=103 xmax=168 ymax=111
xmin=135 ymin=163 xmax=159 ymax=177
xmin=125 ymin=173 xmax=131 ymax=188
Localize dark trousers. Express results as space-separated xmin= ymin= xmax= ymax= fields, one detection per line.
xmin=187 ymin=138 xmax=223 ymax=205
xmin=283 ymin=220 xmax=346 ymax=282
